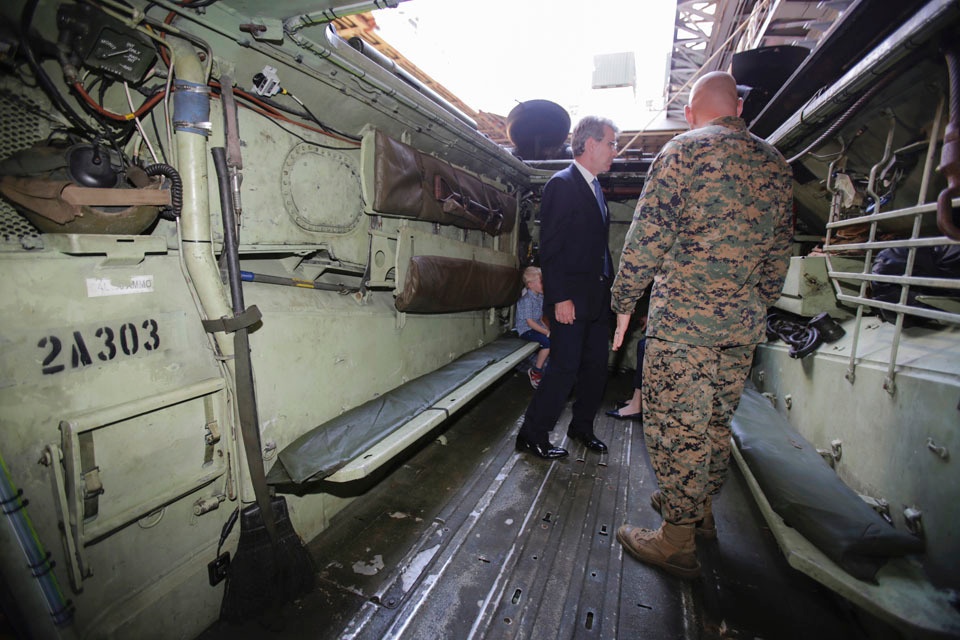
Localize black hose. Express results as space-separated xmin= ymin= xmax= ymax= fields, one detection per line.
xmin=766 ymin=310 xmax=828 ymax=359
xmin=786 ymin=70 xmax=898 ymax=165
xmin=211 ymin=148 xmax=243 ymax=312
xmin=144 ymin=163 xmax=183 ymax=219
xmin=216 ymin=507 xmax=239 ymax=557
xmin=808 ymin=312 xmax=846 ymax=343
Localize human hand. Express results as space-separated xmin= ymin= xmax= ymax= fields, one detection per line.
xmin=555 ymin=300 xmax=575 ymax=324
xmin=612 ymin=312 xmax=631 ymax=351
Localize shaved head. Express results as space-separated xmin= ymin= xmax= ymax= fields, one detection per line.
xmin=684 ymin=71 xmax=742 ymax=129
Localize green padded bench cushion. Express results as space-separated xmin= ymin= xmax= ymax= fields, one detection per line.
xmin=267 ymin=337 xmax=530 ymax=487
xmin=731 ymin=387 xmax=924 ymax=582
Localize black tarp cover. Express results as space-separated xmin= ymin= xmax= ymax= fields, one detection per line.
xmin=731 ymin=388 xmax=924 ymax=582
xmin=267 ymin=337 xmax=527 ymax=487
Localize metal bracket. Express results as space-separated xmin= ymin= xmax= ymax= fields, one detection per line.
xmin=81 ymin=466 xmax=104 ymax=519
xmin=817 ymin=449 xmax=836 ymax=469
xmin=903 ymin=507 xmax=924 ymax=537
xmin=205 ymin=420 xmax=221 ymax=446
xmin=859 ymin=494 xmax=893 ymax=525
xmin=830 ymin=439 xmax=843 ymax=463
xmin=42 ymin=444 xmax=88 ymax=592
xmin=365 ymin=230 xmax=399 ymax=289
xmin=240 ymin=17 xmax=284 ymax=43
xmin=926 ymin=437 xmax=949 ymax=460
xmin=44 ymin=234 xmax=168 ymax=267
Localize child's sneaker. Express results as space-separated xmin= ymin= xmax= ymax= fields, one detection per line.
xmin=528 ymin=368 xmax=542 ymax=389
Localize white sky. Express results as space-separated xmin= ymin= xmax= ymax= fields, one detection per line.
xmin=371 ymin=0 xmax=677 ymax=130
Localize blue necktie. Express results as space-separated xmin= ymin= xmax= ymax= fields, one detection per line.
xmin=592 ymin=178 xmax=607 ymax=222
xmin=592 ymin=178 xmax=612 ymax=277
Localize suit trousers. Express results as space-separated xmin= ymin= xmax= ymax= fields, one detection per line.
xmin=519 ymin=284 xmax=610 ymax=444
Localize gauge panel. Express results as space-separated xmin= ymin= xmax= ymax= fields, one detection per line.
xmin=82 ymin=24 xmax=157 ymax=84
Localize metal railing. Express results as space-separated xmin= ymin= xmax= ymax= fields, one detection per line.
xmin=821 ymin=94 xmax=960 ymax=393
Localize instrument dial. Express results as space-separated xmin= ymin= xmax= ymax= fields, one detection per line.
xmin=84 ymin=26 xmax=156 ymax=83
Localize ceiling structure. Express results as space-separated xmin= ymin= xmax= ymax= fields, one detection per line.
xmin=665 ymin=0 xmax=852 ymax=121
xmin=332 ymin=13 xmax=511 ymax=146
xmin=338 ymin=0 xmax=855 ymax=157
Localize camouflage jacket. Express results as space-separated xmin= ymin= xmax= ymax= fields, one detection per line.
xmin=610 ymin=116 xmax=793 ymax=347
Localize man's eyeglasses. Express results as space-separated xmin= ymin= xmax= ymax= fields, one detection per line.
xmin=593 ymin=137 xmax=618 ymax=151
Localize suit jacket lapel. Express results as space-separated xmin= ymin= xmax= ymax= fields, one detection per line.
xmin=572 ymin=170 xmax=604 ymax=220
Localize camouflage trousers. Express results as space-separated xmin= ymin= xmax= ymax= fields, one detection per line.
xmin=641 ymin=338 xmax=755 ymax=525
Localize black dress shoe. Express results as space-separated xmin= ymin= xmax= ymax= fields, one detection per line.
xmin=516 ymin=435 xmax=568 ymax=459
xmin=605 ymin=407 xmax=642 ymax=420
xmin=567 ymin=432 xmax=608 ymax=452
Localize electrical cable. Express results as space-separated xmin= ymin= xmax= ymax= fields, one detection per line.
xmin=144 ymin=162 xmax=183 ymax=219
xmin=145 ymin=7 xmax=361 ymax=145
xmin=179 ymin=0 xmax=220 ymax=8
xmin=260 ymin=90 xmax=358 ymax=140
xmin=72 ymin=81 xmax=166 ymax=122
xmin=124 ymin=81 xmax=160 ymax=163
xmin=766 ymin=310 xmax=825 ymax=359
xmin=38 ymin=0 xmax=358 ymax=165
xmin=18 ymin=0 xmax=99 ymax=137
xmin=234 ymin=99 xmax=360 ymax=150
xmin=787 ymin=69 xmax=899 ymax=165
xmin=279 ymin=88 xmax=359 ymax=141
xmin=207 ymin=81 xmax=361 ymax=146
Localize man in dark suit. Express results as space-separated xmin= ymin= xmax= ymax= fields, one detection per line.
xmin=516 ymin=115 xmax=619 ymax=459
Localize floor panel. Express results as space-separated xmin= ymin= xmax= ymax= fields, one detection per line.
xmin=199 ymin=370 xmax=900 ymax=640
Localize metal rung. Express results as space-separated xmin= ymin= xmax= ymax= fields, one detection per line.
xmin=823 ymin=236 xmax=960 ymax=252
xmin=62 ymin=377 xmax=225 ymax=434
xmin=836 ymin=293 xmax=960 ymax=325
xmin=825 ymin=198 xmax=960 ymax=229
xmin=827 ymin=271 xmax=960 ymax=289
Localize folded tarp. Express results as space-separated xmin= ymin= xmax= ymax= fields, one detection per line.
xmin=731 ymin=388 xmax=924 ymax=582
xmin=267 ymin=337 xmax=527 ymax=487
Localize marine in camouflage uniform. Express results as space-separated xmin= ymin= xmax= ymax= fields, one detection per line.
xmin=610 ymin=71 xmax=793 ymax=578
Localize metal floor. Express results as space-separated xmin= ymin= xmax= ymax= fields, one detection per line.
xmin=199 ymin=370 xmax=904 ymax=640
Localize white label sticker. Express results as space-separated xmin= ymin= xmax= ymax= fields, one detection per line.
xmin=86 ymin=276 xmax=154 ymax=297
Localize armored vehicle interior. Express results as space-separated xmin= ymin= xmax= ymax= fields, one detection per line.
xmin=0 ymin=0 xmax=958 ymax=639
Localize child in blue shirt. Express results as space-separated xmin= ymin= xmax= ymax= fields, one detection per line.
xmin=515 ymin=266 xmax=550 ymax=388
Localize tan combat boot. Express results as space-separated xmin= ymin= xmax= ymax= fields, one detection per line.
xmin=649 ymin=490 xmax=717 ymax=540
xmin=616 ymin=521 xmax=700 ymax=579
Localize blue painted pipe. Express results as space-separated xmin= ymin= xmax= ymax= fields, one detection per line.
xmin=0 ymin=449 xmax=73 ymax=627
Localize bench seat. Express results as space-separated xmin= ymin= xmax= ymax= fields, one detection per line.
xmin=731 ymin=387 xmax=960 ymax=637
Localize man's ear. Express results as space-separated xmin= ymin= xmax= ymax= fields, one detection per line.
xmin=684 ymin=104 xmax=694 ymax=128
xmin=736 ymin=97 xmax=743 ymax=117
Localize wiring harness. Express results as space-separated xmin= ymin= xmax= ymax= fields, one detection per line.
xmin=765 ymin=310 xmax=846 ymax=359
